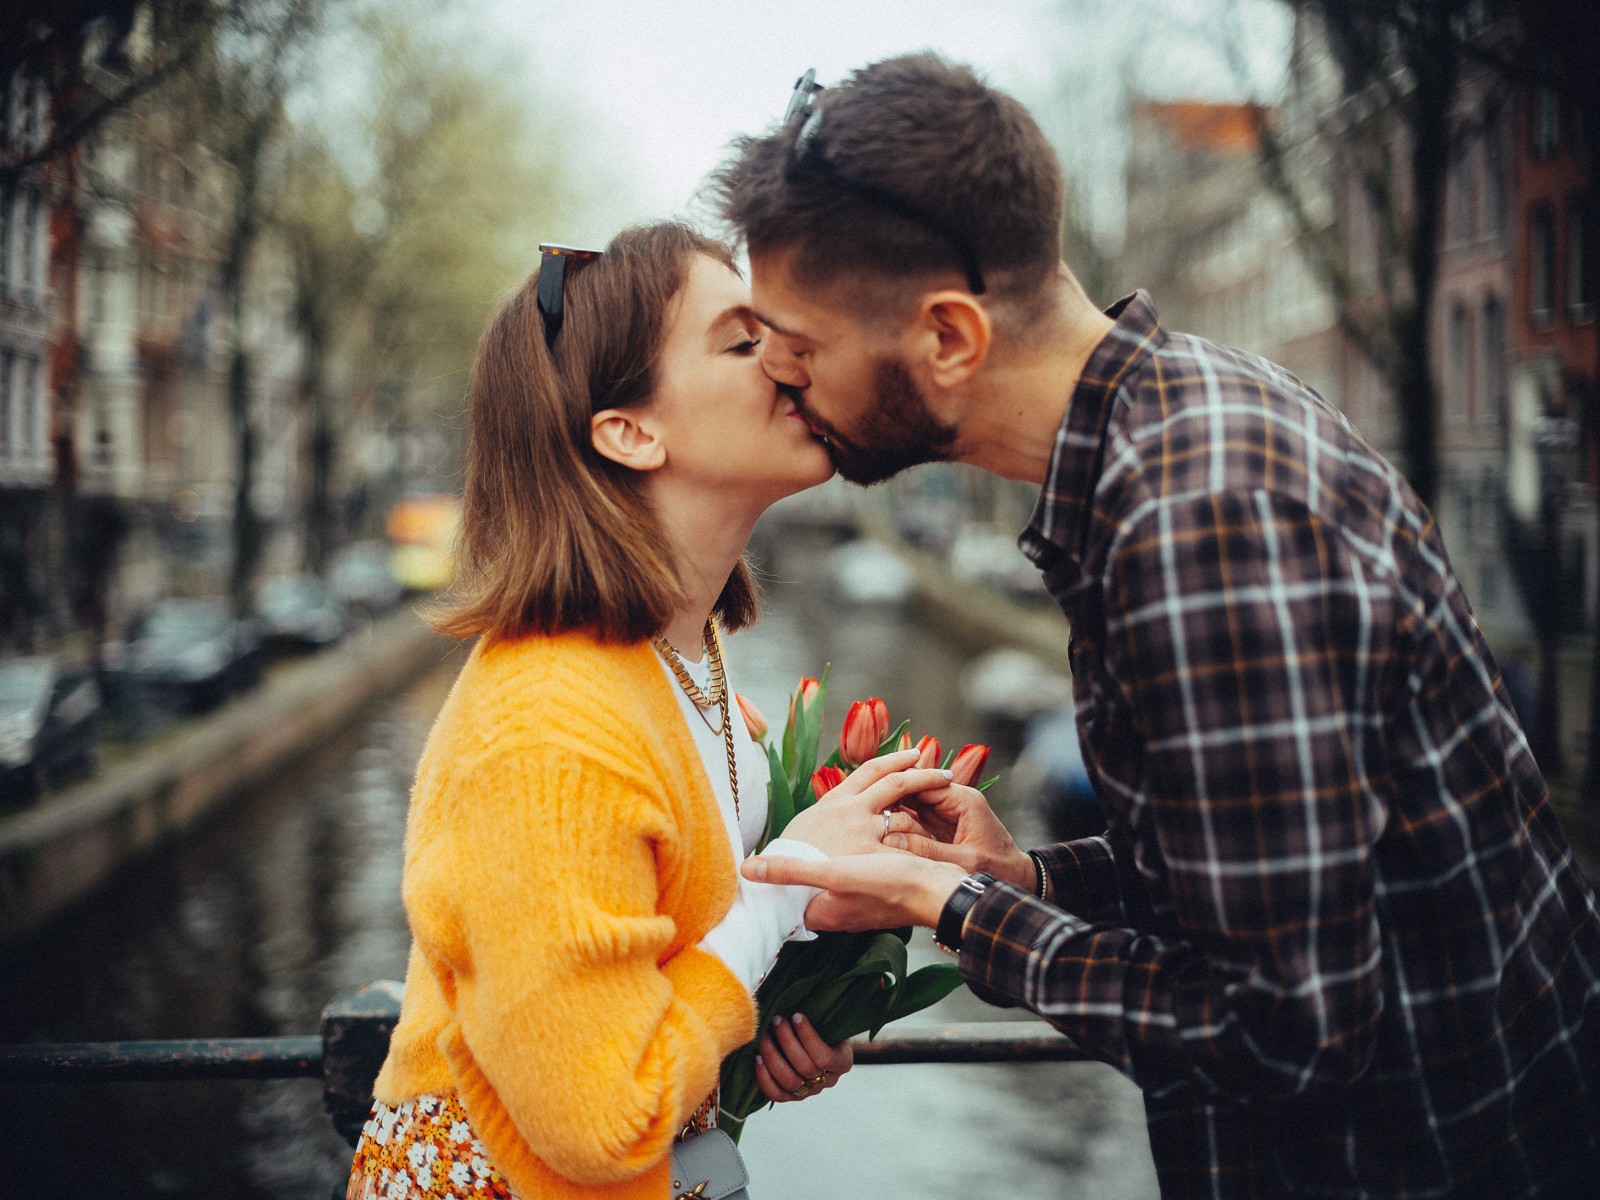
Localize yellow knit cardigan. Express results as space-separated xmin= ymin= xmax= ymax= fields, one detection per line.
xmin=372 ymin=632 xmax=756 ymax=1198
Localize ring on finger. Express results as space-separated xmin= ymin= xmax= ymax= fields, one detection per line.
xmin=791 ymin=1083 xmax=810 ymax=1098
xmin=881 ymin=812 xmax=892 ymax=841
xmin=808 ymin=1073 xmax=827 ymax=1088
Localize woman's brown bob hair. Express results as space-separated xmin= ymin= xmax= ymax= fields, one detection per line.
xmin=431 ymin=222 xmax=758 ymax=644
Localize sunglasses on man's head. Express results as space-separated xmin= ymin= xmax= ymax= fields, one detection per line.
xmin=537 ymin=243 xmax=603 ymax=348
xmin=779 ymin=69 xmax=986 ymax=296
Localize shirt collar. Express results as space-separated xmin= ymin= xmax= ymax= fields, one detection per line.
xmin=1020 ymin=290 xmax=1165 ymax=569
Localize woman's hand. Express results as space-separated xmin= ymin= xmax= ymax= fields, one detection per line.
xmin=753 ymin=1012 xmax=854 ymax=1104
xmin=780 ymin=750 xmax=948 ymax=859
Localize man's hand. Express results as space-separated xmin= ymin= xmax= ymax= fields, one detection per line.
xmin=883 ymin=783 xmax=1036 ymax=892
xmin=743 ymin=851 xmax=968 ymax=931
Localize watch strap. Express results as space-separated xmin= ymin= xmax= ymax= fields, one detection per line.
xmin=934 ymin=871 xmax=996 ymax=953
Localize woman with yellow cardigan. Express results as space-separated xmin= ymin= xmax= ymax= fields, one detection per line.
xmin=345 ymin=223 xmax=953 ymax=1199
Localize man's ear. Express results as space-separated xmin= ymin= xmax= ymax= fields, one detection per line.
xmin=591 ymin=407 xmax=666 ymax=471
xmin=912 ymin=291 xmax=991 ymax=389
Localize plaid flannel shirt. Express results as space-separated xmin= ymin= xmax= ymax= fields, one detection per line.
xmin=956 ymin=292 xmax=1600 ymax=1197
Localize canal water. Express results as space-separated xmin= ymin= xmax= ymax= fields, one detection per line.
xmin=0 ymin=531 xmax=1157 ymax=1199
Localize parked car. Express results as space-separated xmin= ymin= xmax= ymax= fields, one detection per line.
xmin=0 ymin=656 xmax=102 ymax=807
xmin=328 ymin=540 xmax=405 ymax=616
xmin=255 ymin=573 xmax=348 ymax=652
xmin=120 ymin=598 xmax=264 ymax=716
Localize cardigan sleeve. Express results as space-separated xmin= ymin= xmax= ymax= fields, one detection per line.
xmin=405 ymin=737 xmax=755 ymax=1188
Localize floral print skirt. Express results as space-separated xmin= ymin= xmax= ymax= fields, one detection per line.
xmin=346 ymin=1093 xmax=521 ymax=1200
xmin=345 ymin=1089 xmax=721 ymax=1199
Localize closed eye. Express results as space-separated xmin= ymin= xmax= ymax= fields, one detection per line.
xmin=729 ymin=338 xmax=763 ymax=355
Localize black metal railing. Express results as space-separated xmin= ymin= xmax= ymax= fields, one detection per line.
xmin=0 ymin=979 xmax=1091 ymax=1147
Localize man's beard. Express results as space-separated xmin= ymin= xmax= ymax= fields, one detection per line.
xmin=795 ymin=356 xmax=958 ymax=486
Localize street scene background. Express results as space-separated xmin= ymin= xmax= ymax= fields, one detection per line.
xmin=1 ymin=0 xmax=1596 ymax=1196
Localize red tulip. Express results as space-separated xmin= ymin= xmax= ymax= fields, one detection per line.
xmin=735 ymin=693 xmax=768 ymax=742
xmin=948 ymin=743 xmax=990 ymax=788
xmin=788 ymin=676 xmax=822 ymax=726
xmin=914 ymin=734 xmax=941 ymax=770
xmin=839 ymin=696 xmax=891 ymax=765
xmin=810 ymin=764 xmax=846 ymax=800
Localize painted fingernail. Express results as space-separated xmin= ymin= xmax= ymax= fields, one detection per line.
xmin=942 ymin=770 xmax=954 ymax=780
xmin=755 ymin=1054 xmax=764 ymax=1067
xmin=791 ymin=1013 xmax=806 ymax=1025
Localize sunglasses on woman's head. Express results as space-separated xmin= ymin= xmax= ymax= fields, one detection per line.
xmin=779 ymin=70 xmax=985 ymax=296
xmin=537 ymin=243 xmax=603 ymax=347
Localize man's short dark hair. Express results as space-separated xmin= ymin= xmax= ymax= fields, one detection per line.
xmin=709 ymin=54 xmax=1065 ymax=315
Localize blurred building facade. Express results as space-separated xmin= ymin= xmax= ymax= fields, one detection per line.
xmin=1119 ymin=7 xmax=1595 ymax=650
xmin=1121 ymin=98 xmax=1340 ymax=405
xmin=2 ymin=2 xmax=390 ymax=657
xmin=1 ymin=62 xmax=59 ymax=647
xmin=1509 ymin=80 xmax=1598 ymax=635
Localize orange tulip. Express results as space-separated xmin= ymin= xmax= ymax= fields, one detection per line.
xmin=948 ymin=743 xmax=991 ymax=788
xmin=839 ymin=696 xmax=891 ymax=765
xmin=735 ymin=693 xmax=768 ymax=742
xmin=914 ymin=734 xmax=941 ymax=770
xmin=897 ymin=730 xmax=913 ymax=752
xmin=810 ymin=764 xmax=846 ymax=800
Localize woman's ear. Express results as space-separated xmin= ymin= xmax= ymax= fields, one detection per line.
xmin=591 ymin=408 xmax=666 ymax=471
xmin=915 ymin=291 xmax=991 ymax=390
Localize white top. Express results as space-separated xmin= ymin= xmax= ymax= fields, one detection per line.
xmin=657 ymin=650 xmax=824 ymax=994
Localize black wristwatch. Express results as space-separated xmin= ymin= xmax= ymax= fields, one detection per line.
xmin=934 ymin=872 xmax=996 ymax=954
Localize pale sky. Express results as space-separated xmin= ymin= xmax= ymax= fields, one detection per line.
xmin=472 ymin=0 xmax=1292 ymax=247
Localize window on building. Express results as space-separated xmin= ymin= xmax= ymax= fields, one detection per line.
xmin=26 ymin=76 xmax=46 ymax=152
xmin=0 ymin=349 xmax=12 ymax=461
xmin=1448 ymin=304 xmax=1472 ymax=421
xmin=1530 ymin=203 xmax=1556 ymax=323
xmin=0 ymin=186 xmax=9 ymax=295
xmin=1481 ymin=295 xmax=1505 ymax=427
xmin=1571 ymin=199 xmax=1595 ymax=320
xmin=1533 ymin=87 xmax=1560 ymax=157
xmin=1483 ymin=103 xmax=1506 ymax=240
xmin=20 ymin=189 xmax=39 ymax=297
xmin=1457 ymin=483 xmax=1476 ymax=543
xmin=22 ymin=356 xmax=40 ymax=458
xmin=1450 ymin=135 xmax=1473 ymax=244
xmin=1479 ymin=562 xmax=1500 ymax=612
xmin=5 ymin=71 xmax=23 ymax=150
xmin=87 ymin=253 xmax=104 ymax=324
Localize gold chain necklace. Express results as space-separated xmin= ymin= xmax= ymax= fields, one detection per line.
xmin=652 ymin=618 xmax=739 ymax=822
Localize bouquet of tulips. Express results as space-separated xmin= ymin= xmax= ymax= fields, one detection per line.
xmin=717 ymin=669 xmax=995 ymax=1141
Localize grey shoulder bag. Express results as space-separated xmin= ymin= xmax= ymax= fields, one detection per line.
xmin=669 ymin=1126 xmax=750 ymax=1200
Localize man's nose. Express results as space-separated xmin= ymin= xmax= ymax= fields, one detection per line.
xmin=760 ymin=338 xmax=807 ymax=387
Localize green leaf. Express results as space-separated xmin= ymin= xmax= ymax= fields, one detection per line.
xmin=760 ymin=742 xmax=793 ymax=849
xmin=886 ymin=962 xmax=966 ymax=1024
xmin=812 ymin=974 xmax=892 ymax=1044
xmin=878 ymin=718 xmax=911 ymax=756
xmin=790 ymin=665 xmax=828 ymax=794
